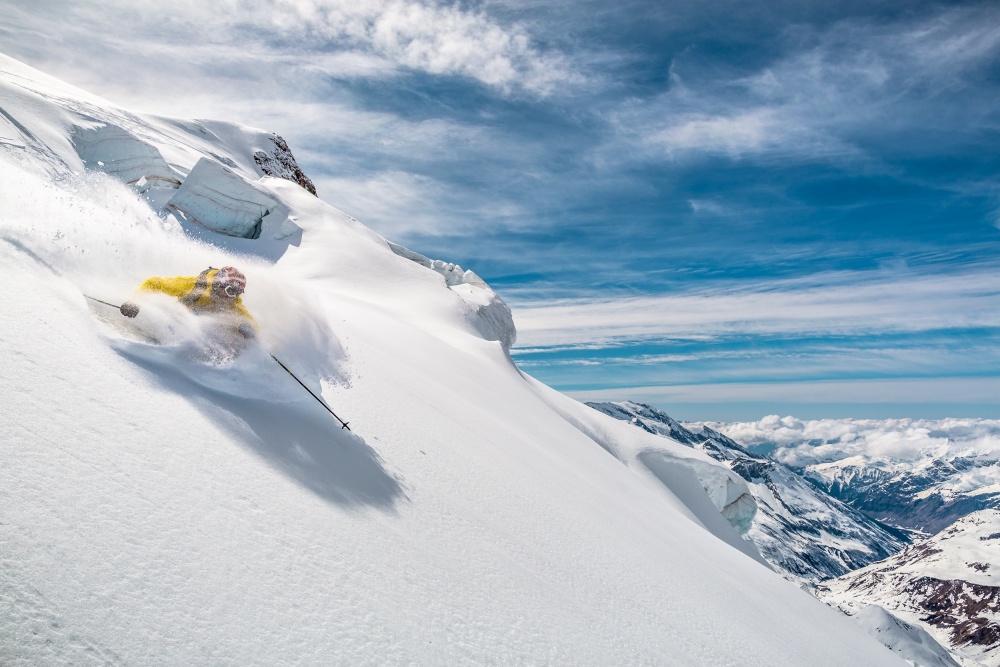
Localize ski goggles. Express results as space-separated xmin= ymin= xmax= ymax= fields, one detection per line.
xmin=216 ymin=266 xmax=247 ymax=298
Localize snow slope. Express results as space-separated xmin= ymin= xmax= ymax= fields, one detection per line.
xmin=819 ymin=510 xmax=1000 ymax=667
xmin=590 ymin=401 xmax=907 ymax=585
xmin=0 ymin=53 xmax=906 ymax=665
xmin=853 ymin=605 xmax=962 ymax=667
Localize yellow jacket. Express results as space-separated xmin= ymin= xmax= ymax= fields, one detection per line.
xmin=139 ymin=268 xmax=256 ymax=328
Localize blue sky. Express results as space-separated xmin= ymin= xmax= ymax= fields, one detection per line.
xmin=3 ymin=0 xmax=1000 ymax=419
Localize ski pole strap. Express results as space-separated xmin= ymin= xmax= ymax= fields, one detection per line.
xmin=85 ymin=295 xmax=122 ymax=309
xmin=270 ymin=354 xmax=351 ymax=430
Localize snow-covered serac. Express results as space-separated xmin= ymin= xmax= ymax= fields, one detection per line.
xmin=0 ymin=53 xmax=909 ymax=665
xmin=819 ymin=510 xmax=1000 ymax=667
xmin=387 ymin=241 xmax=516 ymax=350
xmin=589 ymin=401 xmax=907 ymax=585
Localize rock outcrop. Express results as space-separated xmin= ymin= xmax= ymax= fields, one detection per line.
xmin=253 ymin=134 xmax=317 ymax=196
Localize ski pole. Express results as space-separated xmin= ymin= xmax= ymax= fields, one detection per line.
xmin=85 ymin=294 xmax=349 ymax=429
xmin=270 ymin=354 xmax=351 ymax=430
xmin=85 ymin=295 xmax=122 ymax=309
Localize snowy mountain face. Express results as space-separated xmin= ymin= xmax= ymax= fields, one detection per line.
xmin=708 ymin=416 xmax=1000 ymax=535
xmin=588 ymin=402 xmax=908 ymax=585
xmin=0 ymin=54 xmax=910 ymax=665
xmin=852 ymin=605 xmax=963 ymax=667
xmin=818 ymin=510 xmax=1000 ymax=667
xmin=807 ymin=457 xmax=1000 ymax=536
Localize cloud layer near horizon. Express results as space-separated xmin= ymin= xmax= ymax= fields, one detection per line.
xmin=705 ymin=414 xmax=1000 ymax=467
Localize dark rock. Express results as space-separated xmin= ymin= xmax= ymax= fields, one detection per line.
xmin=253 ymin=134 xmax=317 ymax=196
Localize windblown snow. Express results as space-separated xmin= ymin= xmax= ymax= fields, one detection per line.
xmin=0 ymin=53 xmax=907 ymax=665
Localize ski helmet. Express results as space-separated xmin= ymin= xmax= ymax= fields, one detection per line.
xmin=216 ymin=266 xmax=246 ymax=298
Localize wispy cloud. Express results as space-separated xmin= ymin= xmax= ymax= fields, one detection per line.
xmin=314 ymin=170 xmax=523 ymax=237
xmin=257 ymin=0 xmax=577 ymax=93
xmin=649 ymin=109 xmax=787 ymax=158
xmin=511 ymin=267 xmax=1000 ymax=348
xmin=610 ymin=5 xmax=1000 ymax=164
xmin=1 ymin=0 xmax=575 ymax=97
xmin=515 ymin=342 xmax=1000 ymax=373
xmin=509 ymin=262 xmax=1000 ymax=419
xmin=569 ymin=377 xmax=1000 ymax=413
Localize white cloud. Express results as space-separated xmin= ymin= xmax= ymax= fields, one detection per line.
xmin=510 ymin=267 xmax=1000 ymax=348
xmin=611 ymin=6 xmax=1000 ymax=163
xmin=4 ymin=0 xmax=573 ymax=96
xmin=514 ymin=344 xmax=1000 ymax=384
xmin=893 ymin=10 xmax=1000 ymax=80
xmin=315 ymin=170 xmax=523 ymax=238
xmin=258 ymin=0 xmax=575 ymax=93
xmin=650 ymin=109 xmax=783 ymax=157
xmin=687 ymin=199 xmax=729 ymax=215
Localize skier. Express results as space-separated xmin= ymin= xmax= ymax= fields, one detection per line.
xmin=119 ymin=266 xmax=257 ymax=340
xmin=108 ymin=266 xmax=349 ymax=428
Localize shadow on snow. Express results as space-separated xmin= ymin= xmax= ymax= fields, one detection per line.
xmin=120 ymin=350 xmax=405 ymax=510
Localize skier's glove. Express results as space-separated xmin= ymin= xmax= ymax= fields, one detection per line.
xmin=120 ymin=302 xmax=139 ymax=318
xmin=237 ymin=322 xmax=256 ymax=339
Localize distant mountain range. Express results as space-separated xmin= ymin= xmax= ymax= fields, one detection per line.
xmin=800 ymin=456 xmax=1000 ymax=536
xmin=587 ymin=401 xmax=907 ymax=585
xmin=705 ymin=416 xmax=1000 ymax=536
